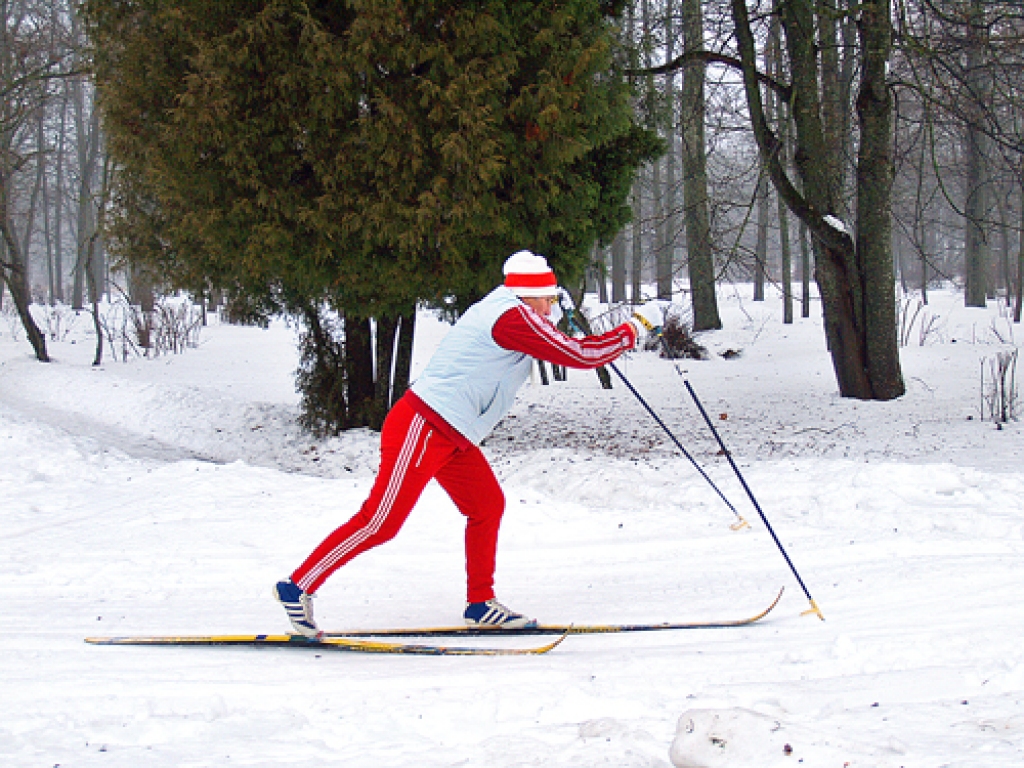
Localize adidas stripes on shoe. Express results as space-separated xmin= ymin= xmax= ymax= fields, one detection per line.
xmin=274 ymin=579 xmax=320 ymax=637
xmin=463 ymin=598 xmax=536 ymax=629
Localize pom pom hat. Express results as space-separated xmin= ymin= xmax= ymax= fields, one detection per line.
xmin=503 ymin=250 xmax=559 ymax=298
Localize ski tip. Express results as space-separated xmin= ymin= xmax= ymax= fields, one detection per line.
xmin=544 ymin=627 xmax=572 ymax=651
xmin=751 ymin=586 xmax=784 ymax=618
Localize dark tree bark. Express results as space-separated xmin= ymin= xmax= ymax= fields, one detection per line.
xmin=680 ymin=0 xmax=721 ymax=330
xmin=631 ymin=182 xmax=643 ymax=303
xmin=393 ymin=306 xmax=416 ymax=401
xmin=568 ymin=283 xmax=612 ymax=389
xmin=754 ymin=171 xmax=768 ymax=302
xmin=344 ymin=315 xmax=378 ymax=429
xmin=855 ymin=0 xmax=904 ymax=398
xmin=769 ymin=14 xmax=793 ymax=324
xmin=0 ymin=204 xmax=48 ymax=361
xmin=731 ymin=0 xmax=905 ymax=400
xmin=1016 ymin=178 xmax=1023 ymax=323
xmin=799 ymin=219 xmax=811 ymax=318
xmin=374 ymin=314 xmax=399 ymax=418
xmin=962 ymin=0 xmax=992 ymax=308
xmin=611 ymin=230 xmax=627 ymax=303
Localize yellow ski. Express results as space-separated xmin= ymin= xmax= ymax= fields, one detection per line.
xmin=324 ymin=588 xmax=784 ymax=638
xmin=85 ymin=630 xmax=568 ymax=656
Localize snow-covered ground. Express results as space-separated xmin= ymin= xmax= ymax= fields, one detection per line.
xmin=1 ymin=286 xmax=1022 ymax=768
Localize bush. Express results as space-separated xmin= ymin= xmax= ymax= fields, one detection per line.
xmin=96 ymin=297 xmax=203 ymax=361
xmin=645 ymin=307 xmax=708 ymax=360
xmin=295 ymin=312 xmax=348 ymax=437
xmin=981 ymin=349 xmax=1020 ymax=424
xmin=222 ymin=293 xmax=271 ymax=328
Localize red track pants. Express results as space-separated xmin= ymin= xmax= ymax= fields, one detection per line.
xmin=291 ymin=397 xmax=504 ymax=603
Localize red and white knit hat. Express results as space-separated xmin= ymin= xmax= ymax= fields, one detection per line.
xmin=503 ymin=250 xmax=559 ymax=298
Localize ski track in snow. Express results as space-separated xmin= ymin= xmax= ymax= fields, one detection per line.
xmin=1 ymin=288 xmax=1022 ymax=768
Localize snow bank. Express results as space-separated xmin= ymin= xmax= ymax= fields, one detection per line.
xmin=2 ymin=287 xmax=1022 ymax=767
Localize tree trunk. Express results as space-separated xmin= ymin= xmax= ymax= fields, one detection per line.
xmin=731 ymin=0 xmax=904 ymax=400
xmin=799 ymin=219 xmax=811 ymax=318
xmin=626 ymin=1 xmax=643 ymax=306
xmin=754 ymin=13 xmax=779 ymax=305
xmin=344 ymin=315 xmax=378 ymax=429
xmin=611 ymin=230 xmax=627 ymax=303
xmin=536 ymin=359 xmax=550 ymax=385
xmin=42 ymin=118 xmax=55 ymax=305
xmin=663 ymin=143 xmax=677 ymax=300
xmin=1016 ymin=176 xmax=1023 ymax=323
xmin=88 ymin=153 xmax=114 ymax=365
xmin=914 ymin=127 xmax=930 ymax=305
xmin=817 ymin=0 xmax=845 ymax=217
xmin=72 ymin=66 xmax=103 ymax=311
xmin=631 ymin=181 xmax=643 ymax=303
xmin=921 ymin=222 xmax=933 ymax=305
xmin=838 ymin=0 xmax=858 ymax=214
xmin=996 ymin=189 xmax=1011 ymax=308
xmin=770 ymin=13 xmax=793 ymax=324
xmin=374 ymin=314 xmax=399 ymax=418
xmin=591 ymin=245 xmax=609 ymax=303
xmin=895 ymin=232 xmax=908 ymax=294
xmin=53 ymin=88 xmax=68 ymax=304
xmin=963 ymin=130 xmax=990 ymax=307
xmin=855 ymin=0 xmax=904 ymax=399
xmin=653 ymin=155 xmax=671 ymax=299
xmin=568 ymin=283 xmax=612 ymax=389
xmin=0 ymin=222 xmax=49 ymax=361
xmin=87 ymin=229 xmax=104 ymax=366
xmin=393 ymin=306 xmax=416 ymax=401
xmin=779 ymin=199 xmax=793 ymax=324
xmin=754 ymin=170 xmax=768 ymax=301
xmin=963 ymin=0 xmax=991 ymax=308
xmin=680 ymin=0 xmax=721 ymax=329
xmin=371 ymin=305 xmax=416 ymax=418
xmin=320 ymin=304 xmax=416 ymax=432
xmin=296 ymin=304 xmax=347 ymax=436
xmin=21 ymin=111 xmax=45 ymax=298
xmin=0 ymin=97 xmax=49 ymax=362
xmin=663 ymin=0 xmax=678 ymax=299
xmin=129 ymin=261 xmax=155 ymax=349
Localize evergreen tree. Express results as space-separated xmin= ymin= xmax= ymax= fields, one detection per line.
xmin=84 ymin=0 xmax=658 ymax=429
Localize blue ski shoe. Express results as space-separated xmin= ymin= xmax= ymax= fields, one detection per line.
xmin=274 ymin=579 xmax=320 ymax=638
xmin=464 ymin=598 xmax=537 ymax=629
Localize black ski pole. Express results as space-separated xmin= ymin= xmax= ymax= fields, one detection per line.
xmin=683 ymin=379 xmax=824 ymax=620
xmin=647 ymin=319 xmax=822 ymax=619
xmin=559 ymin=301 xmax=749 ymax=530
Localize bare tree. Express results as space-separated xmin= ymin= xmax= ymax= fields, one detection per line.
xmin=731 ymin=0 xmax=905 ymax=399
xmin=0 ymin=0 xmax=101 ymax=362
xmin=893 ymin=0 xmax=1024 ymax=315
xmin=962 ymin=0 xmax=993 ymax=306
xmin=753 ymin=166 xmax=768 ymax=301
xmin=1017 ymin=178 xmax=1023 ymax=322
xmin=1 ymin=0 xmax=72 ymax=361
xmin=680 ymin=0 xmax=721 ymax=329
xmin=611 ymin=228 xmax=627 ymax=302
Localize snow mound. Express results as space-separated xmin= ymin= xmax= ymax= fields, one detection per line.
xmin=669 ymin=707 xmax=919 ymax=767
xmin=670 ymin=709 xmax=787 ymax=767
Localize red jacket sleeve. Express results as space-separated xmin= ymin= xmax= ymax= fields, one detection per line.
xmin=491 ymin=304 xmax=637 ymax=369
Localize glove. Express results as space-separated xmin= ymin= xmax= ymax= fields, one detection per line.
xmin=629 ymin=301 xmax=666 ymax=337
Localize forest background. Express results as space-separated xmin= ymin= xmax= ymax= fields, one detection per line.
xmin=1 ymin=0 xmax=1022 ymax=431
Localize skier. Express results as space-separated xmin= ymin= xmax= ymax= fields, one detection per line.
xmin=275 ymin=250 xmax=665 ymax=636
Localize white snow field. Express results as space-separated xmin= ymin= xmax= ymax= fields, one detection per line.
xmin=1 ymin=286 xmax=1022 ymax=768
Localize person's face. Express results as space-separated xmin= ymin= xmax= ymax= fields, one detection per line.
xmin=522 ymin=295 xmax=558 ymax=316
